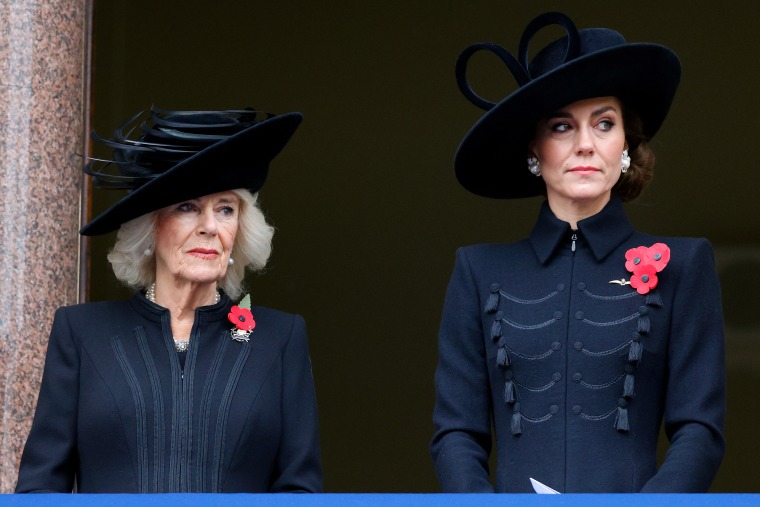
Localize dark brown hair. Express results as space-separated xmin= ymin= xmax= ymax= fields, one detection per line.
xmin=612 ymin=106 xmax=655 ymax=202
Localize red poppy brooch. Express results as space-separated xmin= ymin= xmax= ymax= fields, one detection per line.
xmin=228 ymin=294 xmax=255 ymax=342
xmin=610 ymin=243 xmax=670 ymax=294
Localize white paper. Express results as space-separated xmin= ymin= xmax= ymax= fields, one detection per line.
xmin=530 ymin=477 xmax=560 ymax=494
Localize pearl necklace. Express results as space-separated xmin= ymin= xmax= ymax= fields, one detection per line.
xmin=145 ymin=283 xmax=221 ymax=352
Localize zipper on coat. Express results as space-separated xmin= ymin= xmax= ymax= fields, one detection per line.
xmin=571 ymin=232 xmax=577 ymax=252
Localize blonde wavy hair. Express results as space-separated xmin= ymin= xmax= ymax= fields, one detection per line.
xmin=107 ymin=189 xmax=273 ymax=299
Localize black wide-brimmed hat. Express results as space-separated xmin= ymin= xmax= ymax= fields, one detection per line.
xmin=454 ymin=12 xmax=681 ymax=199
xmin=81 ymin=107 xmax=302 ymax=236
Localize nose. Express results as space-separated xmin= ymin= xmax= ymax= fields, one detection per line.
xmin=575 ymin=126 xmax=595 ymax=155
xmin=197 ymin=208 xmax=218 ymax=236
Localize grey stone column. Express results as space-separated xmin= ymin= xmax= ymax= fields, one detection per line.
xmin=0 ymin=0 xmax=89 ymax=492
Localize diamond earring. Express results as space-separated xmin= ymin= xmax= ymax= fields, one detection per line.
xmin=527 ymin=156 xmax=541 ymax=176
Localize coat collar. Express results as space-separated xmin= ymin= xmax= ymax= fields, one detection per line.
xmin=129 ymin=290 xmax=232 ymax=323
xmin=530 ymin=196 xmax=635 ymax=264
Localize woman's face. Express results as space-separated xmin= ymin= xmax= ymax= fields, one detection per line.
xmin=530 ymin=96 xmax=627 ymax=211
xmin=154 ymin=191 xmax=240 ymax=286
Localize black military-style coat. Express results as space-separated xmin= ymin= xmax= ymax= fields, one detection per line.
xmin=16 ymin=292 xmax=322 ymax=493
xmin=431 ymin=198 xmax=726 ymax=493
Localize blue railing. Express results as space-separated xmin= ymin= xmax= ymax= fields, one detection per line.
xmin=1 ymin=493 xmax=759 ymax=507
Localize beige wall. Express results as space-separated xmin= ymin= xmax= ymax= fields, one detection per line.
xmin=83 ymin=0 xmax=759 ymax=492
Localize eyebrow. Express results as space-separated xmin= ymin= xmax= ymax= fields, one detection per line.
xmin=179 ymin=195 xmax=239 ymax=206
xmin=547 ymin=105 xmax=619 ymax=120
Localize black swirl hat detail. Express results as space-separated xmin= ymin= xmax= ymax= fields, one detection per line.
xmin=454 ymin=12 xmax=681 ymax=199
xmin=81 ymin=107 xmax=302 ymax=236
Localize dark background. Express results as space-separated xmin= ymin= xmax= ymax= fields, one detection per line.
xmin=87 ymin=0 xmax=760 ymax=492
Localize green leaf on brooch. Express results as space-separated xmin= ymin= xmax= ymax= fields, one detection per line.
xmin=238 ymin=293 xmax=252 ymax=310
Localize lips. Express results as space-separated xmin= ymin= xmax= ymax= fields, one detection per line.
xmin=187 ymin=247 xmax=220 ymax=259
xmin=568 ymin=166 xmax=600 ymax=175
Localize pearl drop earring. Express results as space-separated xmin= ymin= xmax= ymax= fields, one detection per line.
xmin=621 ymin=150 xmax=631 ymax=173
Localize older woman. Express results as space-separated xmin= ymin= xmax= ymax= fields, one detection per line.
xmin=16 ymin=108 xmax=322 ymax=493
xmin=431 ymin=13 xmax=725 ymax=493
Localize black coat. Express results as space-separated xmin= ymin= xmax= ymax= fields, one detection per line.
xmin=431 ymin=198 xmax=725 ymax=492
xmin=16 ymin=293 xmax=322 ymax=493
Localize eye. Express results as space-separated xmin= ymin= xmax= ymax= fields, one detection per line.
xmin=176 ymin=202 xmax=196 ymax=212
xmin=551 ymin=122 xmax=571 ymax=133
xmin=597 ymin=119 xmax=615 ymax=132
xmin=219 ymin=206 xmax=236 ymax=216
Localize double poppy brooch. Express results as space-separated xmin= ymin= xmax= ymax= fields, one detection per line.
xmin=228 ymin=293 xmax=255 ymax=342
xmin=610 ymin=243 xmax=671 ymax=294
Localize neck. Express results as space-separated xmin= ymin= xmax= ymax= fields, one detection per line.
xmin=149 ymin=277 xmax=220 ymax=339
xmin=546 ymin=194 xmax=611 ymax=230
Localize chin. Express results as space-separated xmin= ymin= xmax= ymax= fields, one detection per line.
xmin=178 ymin=270 xmax=226 ymax=285
xmin=566 ymin=185 xmax=612 ymax=201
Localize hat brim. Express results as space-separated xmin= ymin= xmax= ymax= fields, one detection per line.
xmin=455 ymin=43 xmax=680 ymax=199
xmin=81 ymin=112 xmax=302 ymax=236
